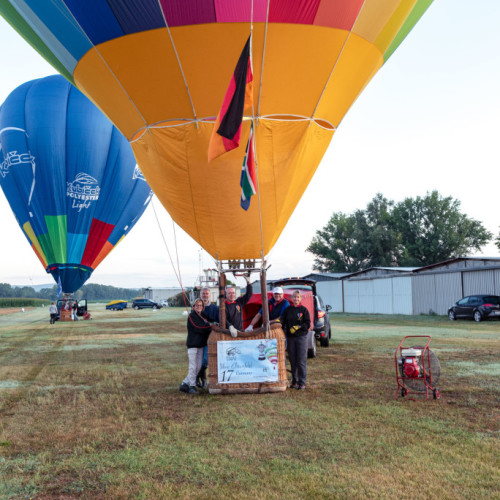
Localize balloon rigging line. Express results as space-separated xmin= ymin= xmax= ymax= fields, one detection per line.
xmin=129 ymin=115 xmax=335 ymax=144
xmin=248 ymin=4 xmax=266 ymax=269
xmin=256 ymin=0 xmax=271 ymax=122
xmin=150 ymin=198 xmax=194 ymax=315
xmin=156 ymin=1 xmax=199 ymax=129
xmin=310 ymin=0 xmax=368 ymax=126
xmin=59 ymin=0 xmax=149 ymax=134
xmin=150 ymin=197 xmax=184 ymax=295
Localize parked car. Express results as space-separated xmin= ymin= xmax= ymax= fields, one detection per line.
xmin=106 ymin=300 xmax=128 ymax=310
xmin=272 ymin=278 xmax=332 ymax=353
xmin=132 ymin=298 xmax=163 ymax=310
xmin=448 ymin=295 xmax=500 ymax=322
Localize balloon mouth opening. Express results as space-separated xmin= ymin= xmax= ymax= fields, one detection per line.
xmin=129 ymin=115 xmax=334 ymax=141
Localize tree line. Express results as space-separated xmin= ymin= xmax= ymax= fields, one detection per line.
xmin=0 ymin=282 xmax=143 ymax=301
xmin=307 ymin=191 xmax=496 ymax=273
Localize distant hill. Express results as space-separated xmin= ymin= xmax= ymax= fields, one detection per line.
xmin=3 ymin=283 xmax=142 ymax=301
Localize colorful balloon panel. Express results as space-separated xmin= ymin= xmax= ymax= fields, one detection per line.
xmin=0 ymin=1 xmax=434 ymax=259
xmin=0 ymin=75 xmax=152 ymax=293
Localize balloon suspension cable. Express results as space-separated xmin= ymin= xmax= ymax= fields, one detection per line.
xmin=256 ymin=0 xmax=271 ymax=122
xmin=248 ymin=16 xmax=266 ymax=262
xmin=310 ymin=0 xmax=368 ymax=126
xmin=157 ymin=3 xmax=199 ymax=128
xmin=150 ymin=198 xmax=192 ymax=312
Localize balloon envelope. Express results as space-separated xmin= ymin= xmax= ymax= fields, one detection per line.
xmin=0 ymin=75 xmax=152 ymax=293
xmin=0 ymin=1 xmax=433 ymax=259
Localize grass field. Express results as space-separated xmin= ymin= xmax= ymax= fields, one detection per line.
xmin=0 ymin=306 xmax=498 ymax=499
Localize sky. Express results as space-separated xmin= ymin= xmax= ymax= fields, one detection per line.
xmin=0 ymin=0 xmax=499 ymax=291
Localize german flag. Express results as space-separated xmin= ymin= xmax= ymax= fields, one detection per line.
xmin=208 ymin=35 xmax=253 ymax=162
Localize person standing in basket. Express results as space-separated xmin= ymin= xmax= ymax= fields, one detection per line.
xmin=71 ymin=300 xmax=79 ymax=321
xmin=245 ymin=286 xmax=290 ymax=331
xmin=180 ymin=298 xmax=212 ymax=395
xmin=280 ymin=290 xmax=311 ymax=390
xmin=225 ymin=275 xmax=253 ymax=337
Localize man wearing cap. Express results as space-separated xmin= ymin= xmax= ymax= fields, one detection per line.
xmin=245 ymin=286 xmax=290 ymax=331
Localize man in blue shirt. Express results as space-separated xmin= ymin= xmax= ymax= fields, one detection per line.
xmin=245 ymin=286 xmax=290 ymax=331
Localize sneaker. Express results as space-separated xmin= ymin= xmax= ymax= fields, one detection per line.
xmin=291 ymin=384 xmax=299 ymax=390
xmin=179 ymin=382 xmax=190 ymax=393
xmin=299 ymin=385 xmax=306 ymax=390
xmin=188 ymin=386 xmax=198 ymax=394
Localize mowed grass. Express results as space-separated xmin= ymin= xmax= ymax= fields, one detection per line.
xmin=0 ymin=307 xmax=498 ymax=499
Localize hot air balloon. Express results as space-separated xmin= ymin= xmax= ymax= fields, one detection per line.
xmin=0 ymin=0 xmax=434 ymax=263
xmin=0 ymin=75 xmax=152 ymax=293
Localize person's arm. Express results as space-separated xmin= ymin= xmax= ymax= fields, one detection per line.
xmin=238 ymin=276 xmax=253 ymax=306
xmin=300 ymin=306 xmax=311 ymax=334
xmin=248 ymin=311 xmax=262 ymax=329
xmin=279 ymin=308 xmax=289 ymax=333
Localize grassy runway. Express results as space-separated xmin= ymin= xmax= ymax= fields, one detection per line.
xmin=0 ymin=306 xmax=498 ymax=499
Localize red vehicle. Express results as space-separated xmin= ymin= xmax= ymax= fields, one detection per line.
xmin=243 ymin=281 xmax=319 ymax=358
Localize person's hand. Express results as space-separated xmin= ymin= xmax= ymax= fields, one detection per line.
xmin=229 ymin=325 xmax=238 ymax=338
xmin=245 ymin=325 xmax=253 ymax=332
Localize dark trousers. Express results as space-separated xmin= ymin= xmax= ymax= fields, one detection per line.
xmin=287 ymin=335 xmax=307 ymax=386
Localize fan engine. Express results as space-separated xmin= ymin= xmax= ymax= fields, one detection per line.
xmin=395 ymin=337 xmax=441 ymax=400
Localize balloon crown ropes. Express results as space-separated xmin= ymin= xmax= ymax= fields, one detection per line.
xmin=0 ymin=75 xmax=153 ymax=293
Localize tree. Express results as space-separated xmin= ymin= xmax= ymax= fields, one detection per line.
xmin=495 ymin=230 xmax=500 ymax=252
xmin=392 ymin=191 xmax=492 ymax=266
xmin=307 ymin=212 xmax=363 ymax=272
xmin=353 ymin=194 xmax=400 ymax=268
xmin=308 ymin=192 xmax=493 ymax=272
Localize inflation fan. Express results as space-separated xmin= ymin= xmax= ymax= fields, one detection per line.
xmin=395 ymin=336 xmax=441 ymax=401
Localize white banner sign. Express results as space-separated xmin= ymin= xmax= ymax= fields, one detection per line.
xmin=217 ymin=338 xmax=279 ymax=384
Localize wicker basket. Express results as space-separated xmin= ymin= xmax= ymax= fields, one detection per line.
xmin=59 ymin=310 xmax=72 ymax=322
xmin=208 ymin=322 xmax=287 ymax=394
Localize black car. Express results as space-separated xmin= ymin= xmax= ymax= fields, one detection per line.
xmin=271 ymin=278 xmax=332 ymax=352
xmin=448 ymin=295 xmax=500 ymax=322
xmin=132 ymin=298 xmax=163 ymax=310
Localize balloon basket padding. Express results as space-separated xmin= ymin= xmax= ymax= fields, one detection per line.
xmin=208 ymin=323 xmax=287 ymax=394
xmin=59 ymin=310 xmax=72 ymax=322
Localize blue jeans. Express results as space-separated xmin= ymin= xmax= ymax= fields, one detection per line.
xmin=202 ymin=345 xmax=208 ymax=368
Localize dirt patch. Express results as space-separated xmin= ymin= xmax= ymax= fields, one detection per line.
xmin=0 ymin=307 xmax=33 ymax=316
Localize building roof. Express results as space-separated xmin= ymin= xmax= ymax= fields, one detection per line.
xmin=301 ymin=272 xmax=349 ymax=281
xmin=342 ymin=267 xmax=418 ymax=280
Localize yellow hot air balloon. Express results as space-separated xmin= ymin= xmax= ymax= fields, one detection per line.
xmin=0 ymin=0 xmax=434 ymax=260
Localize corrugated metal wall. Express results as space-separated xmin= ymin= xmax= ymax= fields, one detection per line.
xmin=316 ymin=280 xmax=343 ymax=313
xmin=309 ymin=262 xmax=500 ymax=317
xmin=344 ymin=281 xmax=361 ymax=313
xmin=412 ymin=273 xmax=461 ymax=315
xmin=392 ymin=277 xmax=413 ymax=314
xmin=464 ymin=269 xmax=497 ymax=295
xmin=343 ymin=276 xmax=412 ymax=314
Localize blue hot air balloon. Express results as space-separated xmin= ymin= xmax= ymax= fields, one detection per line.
xmin=0 ymin=75 xmax=152 ymax=293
